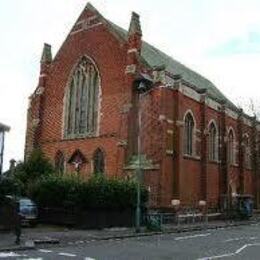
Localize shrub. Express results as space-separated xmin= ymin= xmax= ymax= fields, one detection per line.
xmin=30 ymin=175 xmax=148 ymax=210
xmin=5 ymin=149 xmax=54 ymax=196
xmin=14 ymin=149 xmax=54 ymax=183
xmin=0 ymin=177 xmax=23 ymax=204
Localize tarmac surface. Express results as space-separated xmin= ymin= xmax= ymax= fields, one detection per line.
xmin=1 ymin=222 xmax=260 ymax=259
xmin=0 ymin=222 xmax=260 ymax=260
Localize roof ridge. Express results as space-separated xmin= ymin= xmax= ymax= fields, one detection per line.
xmin=96 ymin=16 xmax=237 ymax=109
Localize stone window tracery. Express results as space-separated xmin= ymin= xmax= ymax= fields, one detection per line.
xmin=65 ymin=56 xmax=100 ymax=138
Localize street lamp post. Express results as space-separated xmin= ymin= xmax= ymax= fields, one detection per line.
xmin=135 ymin=91 xmax=142 ymax=233
xmin=134 ymin=80 xmax=154 ymax=233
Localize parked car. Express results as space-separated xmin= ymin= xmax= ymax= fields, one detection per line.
xmin=19 ymin=198 xmax=38 ymax=226
xmin=5 ymin=196 xmax=38 ymax=226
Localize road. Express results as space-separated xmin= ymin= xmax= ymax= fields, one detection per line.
xmin=1 ymin=223 xmax=260 ymax=259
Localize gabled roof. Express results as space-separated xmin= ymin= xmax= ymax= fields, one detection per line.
xmin=65 ymin=3 xmax=236 ymax=109
xmin=0 ymin=122 xmax=10 ymax=132
xmin=107 ymin=21 xmax=237 ymax=109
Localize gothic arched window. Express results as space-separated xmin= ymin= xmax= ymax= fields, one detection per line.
xmin=65 ymin=56 xmax=100 ymax=138
xmin=55 ymin=151 xmax=65 ymax=174
xmin=208 ymin=122 xmax=218 ymax=161
xmin=93 ymin=148 xmax=105 ymax=174
xmin=227 ymin=129 xmax=235 ymax=165
xmin=184 ymin=112 xmax=195 ymax=156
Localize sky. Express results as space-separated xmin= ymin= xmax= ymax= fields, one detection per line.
xmin=1 ymin=0 xmax=260 ymax=171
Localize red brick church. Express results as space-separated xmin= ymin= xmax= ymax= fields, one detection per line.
xmin=25 ymin=3 xmax=260 ymax=210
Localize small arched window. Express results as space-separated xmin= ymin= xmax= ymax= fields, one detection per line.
xmin=184 ymin=112 xmax=195 ymax=156
xmin=208 ymin=122 xmax=218 ymax=161
xmin=55 ymin=151 xmax=65 ymax=174
xmin=93 ymin=148 xmax=105 ymax=174
xmin=243 ymin=134 xmax=251 ymax=169
xmin=227 ymin=129 xmax=235 ymax=165
xmin=65 ymin=56 xmax=100 ymax=138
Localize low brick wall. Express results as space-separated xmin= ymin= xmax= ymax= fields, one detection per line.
xmin=38 ymin=208 xmax=135 ymax=229
xmin=0 ymin=201 xmax=16 ymax=231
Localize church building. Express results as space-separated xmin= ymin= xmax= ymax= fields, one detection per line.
xmin=25 ymin=3 xmax=260 ymax=210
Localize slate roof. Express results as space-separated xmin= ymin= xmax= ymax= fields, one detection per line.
xmin=108 ymin=21 xmax=237 ymax=109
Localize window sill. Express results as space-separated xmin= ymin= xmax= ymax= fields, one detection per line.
xmin=62 ymin=132 xmax=117 ymax=141
xmin=228 ymin=163 xmax=239 ymax=168
xmin=208 ymin=160 xmax=220 ymax=165
xmin=63 ymin=133 xmax=98 ymax=140
xmin=183 ymin=154 xmax=201 ymax=161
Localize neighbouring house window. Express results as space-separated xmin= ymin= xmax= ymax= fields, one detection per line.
xmin=243 ymin=135 xmax=251 ymax=169
xmin=227 ymin=129 xmax=235 ymax=165
xmin=93 ymin=148 xmax=105 ymax=174
xmin=208 ymin=122 xmax=218 ymax=161
xmin=184 ymin=112 xmax=195 ymax=156
xmin=65 ymin=56 xmax=100 ymax=138
xmin=55 ymin=151 xmax=65 ymax=174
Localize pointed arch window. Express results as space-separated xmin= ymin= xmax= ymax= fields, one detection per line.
xmin=184 ymin=112 xmax=195 ymax=156
xmin=65 ymin=56 xmax=100 ymax=138
xmin=55 ymin=151 xmax=65 ymax=174
xmin=93 ymin=148 xmax=105 ymax=174
xmin=208 ymin=122 xmax=218 ymax=161
xmin=227 ymin=129 xmax=235 ymax=165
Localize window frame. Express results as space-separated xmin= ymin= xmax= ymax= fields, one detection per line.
xmin=183 ymin=111 xmax=196 ymax=157
xmin=227 ymin=128 xmax=236 ymax=166
xmin=63 ymin=56 xmax=101 ymax=140
xmin=93 ymin=148 xmax=105 ymax=174
xmin=208 ymin=121 xmax=219 ymax=162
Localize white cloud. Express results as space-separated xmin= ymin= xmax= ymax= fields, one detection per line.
xmin=1 ymin=0 xmax=260 ymax=170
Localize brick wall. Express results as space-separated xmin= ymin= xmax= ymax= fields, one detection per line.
xmin=25 ymin=4 xmax=258 ymax=210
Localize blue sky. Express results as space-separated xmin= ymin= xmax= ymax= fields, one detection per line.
xmin=1 ymin=0 xmax=260 ymax=170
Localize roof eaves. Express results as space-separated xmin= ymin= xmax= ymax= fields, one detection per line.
xmin=0 ymin=123 xmax=10 ymax=132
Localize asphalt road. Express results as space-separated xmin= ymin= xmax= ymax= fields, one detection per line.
xmin=2 ymin=223 xmax=260 ymax=259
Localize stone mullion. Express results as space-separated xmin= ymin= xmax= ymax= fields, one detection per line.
xmin=85 ymin=65 xmax=91 ymax=134
xmin=79 ymin=75 xmax=86 ymax=133
xmin=77 ymin=69 xmax=85 ymax=132
xmin=75 ymin=70 xmax=83 ymax=134
xmin=71 ymin=75 xmax=78 ymax=136
xmin=65 ymin=83 xmax=72 ymax=135
xmin=92 ymin=71 xmax=98 ymax=134
xmin=68 ymin=79 xmax=76 ymax=136
xmin=88 ymin=66 xmax=95 ymax=134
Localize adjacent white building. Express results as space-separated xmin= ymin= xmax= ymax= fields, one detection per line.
xmin=0 ymin=123 xmax=10 ymax=174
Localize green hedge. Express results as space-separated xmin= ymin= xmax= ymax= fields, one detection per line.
xmin=30 ymin=175 xmax=148 ymax=210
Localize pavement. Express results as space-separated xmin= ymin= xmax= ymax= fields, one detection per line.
xmin=2 ymin=222 xmax=260 ymax=259
xmin=0 ymin=218 xmax=259 ymax=252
